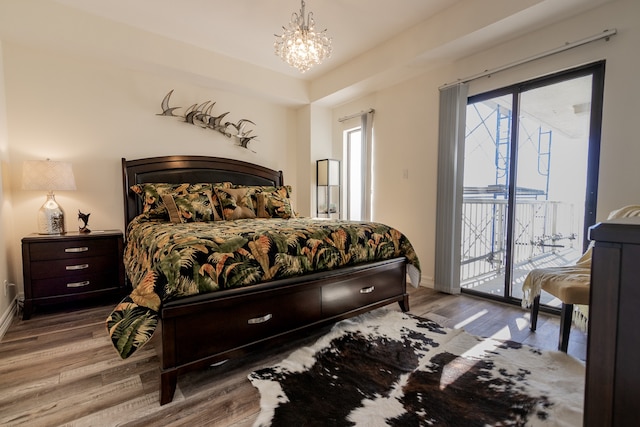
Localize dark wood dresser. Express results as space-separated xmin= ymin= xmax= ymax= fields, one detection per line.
xmin=21 ymin=230 xmax=125 ymax=319
xmin=584 ymin=217 xmax=640 ymax=426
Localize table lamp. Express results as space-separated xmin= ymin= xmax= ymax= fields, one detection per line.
xmin=22 ymin=159 xmax=76 ymax=234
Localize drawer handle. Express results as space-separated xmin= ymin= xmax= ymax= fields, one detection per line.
xmin=67 ymin=280 xmax=90 ymax=288
xmin=360 ymin=286 xmax=375 ymax=294
xmin=65 ymin=247 xmax=89 ymax=253
xmin=247 ymin=313 xmax=272 ymax=325
xmin=66 ymin=264 xmax=89 ymax=271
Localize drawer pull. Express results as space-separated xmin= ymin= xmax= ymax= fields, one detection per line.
xmin=360 ymin=286 xmax=375 ymax=294
xmin=66 ymin=264 xmax=89 ymax=271
xmin=67 ymin=280 xmax=90 ymax=288
xmin=248 ymin=313 xmax=272 ymax=325
xmin=65 ymin=247 xmax=89 ymax=253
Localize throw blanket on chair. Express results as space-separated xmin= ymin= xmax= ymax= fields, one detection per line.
xmin=521 ymin=204 xmax=640 ymax=333
xmin=521 ymin=248 xmax=592 ymax=309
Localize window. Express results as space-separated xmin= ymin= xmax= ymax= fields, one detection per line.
xmin=460 ymin=61 xmax=605 ymax=306
xmin=340 ymin=110 xmax=374 ymax=221
xmin=344 ymin=127 xmax=363 ymax=220
xmin=436 ymin=61 xmax=606 ymax=298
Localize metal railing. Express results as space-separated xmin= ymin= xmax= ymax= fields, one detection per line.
xmin=460 ymin=199 xmax=578 ymax=283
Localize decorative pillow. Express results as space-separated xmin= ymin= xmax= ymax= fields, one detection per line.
xmin=256 ymin=188 xmax=296 ymax=219
xmin=230 ymin=184 xmax=294 ymax=212
xmin=161 ymin=194 xmax=182 ymax=224
xmin=232 ymin=184 xmax=292 ymax=196
xmin=131 ymin=183 xmax=223 ymax=222
xmin=215 ymin=187 xmax=257 ymax=220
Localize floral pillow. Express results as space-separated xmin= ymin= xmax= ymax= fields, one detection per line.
xmin=131 ymin=183 xmax=224 ymax=222
xmin=215 ymin=187 xmax=257 ymax=220
xmin=231 ymin=184 xmax=292 ymax=197
xmin=160 ymin=194 xmax=182 ymax=223
xmin=229 ymin=185 xmax=294 ymax=216
xmin=256 ymin=188 xmax=296 ymax=219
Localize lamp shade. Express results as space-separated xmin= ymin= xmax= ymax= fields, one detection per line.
xmin=22 ymin=160 xmax=76 ymax=191
xmin=317 ymin=159 xmax=340 ymax=186
xmin=22 ymin=159 xmax=76 ymax=234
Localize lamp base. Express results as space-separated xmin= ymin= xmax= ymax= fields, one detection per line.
xmin=37 ymin=193 xmax=66 ymax=235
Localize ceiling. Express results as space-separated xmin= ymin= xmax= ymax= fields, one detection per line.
xmin=6 ymin=0 xmax=612 ymax=107
xmin=49 ymin=0 xmax=462 ymax=80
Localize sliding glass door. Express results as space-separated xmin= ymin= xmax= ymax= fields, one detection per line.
xmin=460 ymin=62 xmax=604 ymax=307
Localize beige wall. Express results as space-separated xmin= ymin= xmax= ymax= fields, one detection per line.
xmin=1 ymin=41 xmax=295 ymax=296
xmin=459 ymin=0 xmax=639 ymax=216
xmin=332 ymin=0 xmax=639 ymax=286
xmin=0 ymin=40 xmax=17 ymax=320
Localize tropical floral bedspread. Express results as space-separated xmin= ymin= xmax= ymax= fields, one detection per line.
xmin=107 ymin=215 xmax=421 ymax=359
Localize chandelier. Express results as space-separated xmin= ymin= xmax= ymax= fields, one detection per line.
xmin=274 ymin=0 xmax=332 ymax=73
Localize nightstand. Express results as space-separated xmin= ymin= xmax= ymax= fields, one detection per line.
xmin=21 ymin=230 xmax=126 ymax=319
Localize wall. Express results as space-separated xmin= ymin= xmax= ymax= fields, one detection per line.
xmin=452 ymin=1 xmax=639 ymax=218
xmin=0 ymin=40 xmax=17 ymax=331
xmin=331 ymin=0 xmax=639 ymax=287
xmin=2 ymin=41 xmax=295 ymax=294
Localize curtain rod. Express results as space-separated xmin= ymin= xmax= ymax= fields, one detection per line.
xmin=338 ymin=108 xmax=375 ymax=122
xmin=439 ymin=28 xmax=617 ymax=89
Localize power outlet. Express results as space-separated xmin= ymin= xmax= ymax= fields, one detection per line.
xmin=3 ymin=280 xmax=14 ymax=297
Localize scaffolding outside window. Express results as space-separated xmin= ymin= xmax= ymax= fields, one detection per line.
xmin=459 ymin=61 xmax=604 ymax=307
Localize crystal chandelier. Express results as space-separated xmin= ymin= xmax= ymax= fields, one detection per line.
xmin=274 ymin=0 xmax=332 ymax=73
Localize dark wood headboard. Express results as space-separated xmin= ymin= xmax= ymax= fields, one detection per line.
xmin=122 ymin=155 xmax=284 ymax=227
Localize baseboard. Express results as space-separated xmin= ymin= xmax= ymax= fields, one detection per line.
xmin=406 ymin=274 xmax=434 ymax=288
xmin=420 ymin=276 xmax=434 ymax=288
xmin=0 ymin=296 xmax=17 ymax=341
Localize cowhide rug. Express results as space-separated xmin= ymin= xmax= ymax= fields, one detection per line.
xmin=248 ymin=309 xmax=585 ymax=427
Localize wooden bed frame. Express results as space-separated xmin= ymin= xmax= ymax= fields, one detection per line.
xmin=122 ymin=155 xmax=410 ymax=405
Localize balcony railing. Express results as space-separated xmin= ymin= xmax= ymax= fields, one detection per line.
xmin=460 ymin=199 xmax=578 ymax=284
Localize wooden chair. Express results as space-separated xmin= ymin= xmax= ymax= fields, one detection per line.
xmin=523 ymin=205 xmax=640 ymax=352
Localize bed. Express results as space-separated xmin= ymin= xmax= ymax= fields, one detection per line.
xmin=107 ymin=155 xmax=420 ymax=405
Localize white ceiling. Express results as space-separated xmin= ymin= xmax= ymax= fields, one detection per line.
xmin=14 ymin=0 xmax=611 ymax=108
xmin=50 ymin=0 xmax=462 ymax=79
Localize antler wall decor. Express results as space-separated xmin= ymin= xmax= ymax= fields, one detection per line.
xmin=157 ymin=90 xmax=258 ymax=151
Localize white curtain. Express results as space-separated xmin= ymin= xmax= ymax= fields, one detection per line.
xmin=361 ymin=110 xmax=374 ymax=221
xmin=434 ymin=83 xmax=468 ymax=294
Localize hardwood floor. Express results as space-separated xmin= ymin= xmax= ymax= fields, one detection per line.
xmin=0 ymin=285 xmax=586 ymax=426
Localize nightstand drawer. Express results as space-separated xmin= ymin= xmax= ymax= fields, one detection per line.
xmin=28 ymin=239 xmax=118 ymax=261
xmin=29 ymin=255 xmax=117 ymax=280
xmin=30 ymin=272 xmax=120 ymax=298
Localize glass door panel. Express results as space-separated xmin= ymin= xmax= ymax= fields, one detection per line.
xmin=461 ymin=94 xmax=513 ymax=297
xmin=461 ymin=74 xmax=595 ymax=304
xmin=511 ymin=76 xmax=592 ymax=305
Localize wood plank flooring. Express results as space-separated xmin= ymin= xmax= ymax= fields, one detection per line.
xmin=0 ymin=286 xmax=586 ymax=426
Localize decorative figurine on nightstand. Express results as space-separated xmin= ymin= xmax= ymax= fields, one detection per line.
xmin=78 ymin=210 xmax=91 ymax=233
